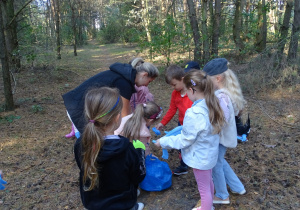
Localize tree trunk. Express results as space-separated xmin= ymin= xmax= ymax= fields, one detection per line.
xmin=268 ymin=2 xmax=276 ymax=34
xmin=288 ymin=0 xmax=300 ymax=61
xmin=71 ymin=5 xmax=77 ymax=56
xmin=233 ymin=0 xmax=245 ymax=52
xmin=212 ymin=0 xmax=221 ymax=56
xmin=255 ymin=1 xmax=263 ymax=52
xmin=141 ymin=0 xmax=151 ymax=42
xmin=49 ymin=0 xmax=55 ymax=47
xmin=52 ymin=0 xmax=61 ymax=59
xmin=1 ymin=0 xmax=21 ymax=72
xmin=201 ymin=0 xmax=210 ymax=63
xmin=0 ymin=3 xmax=14 ymax=111
xmin=277 ymin=0 xmax=293 ymax=63
xmin=78 ymin=9 xmax=83 ymax=46
xmin=45 ymin=0 xmax=50 ymax=49
xmin=182 ymin=0 xmax=191 ymax=58
xmin=187 ymin=0 xmax=202 ymax=64
xmin=262 ymin=0 xmax=267 ymax=50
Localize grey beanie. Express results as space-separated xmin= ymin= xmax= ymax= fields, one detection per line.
xmin=203 ymin=58 xmax=228 ymax=76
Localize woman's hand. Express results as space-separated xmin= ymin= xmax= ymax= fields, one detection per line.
xmin=155 ymin=123 xmax=164 ymax=130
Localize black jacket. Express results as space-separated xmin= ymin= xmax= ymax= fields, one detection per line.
xmin=74 ymin=136 xmax=146 ymax=210
xmin=62 ymin=63 xmax=137 ymax=133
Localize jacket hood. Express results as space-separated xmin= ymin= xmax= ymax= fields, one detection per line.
xmin=109 ymin=62 xmax=136 ymax=86
xmin=98 ymin=136 xmax=130 ymax=162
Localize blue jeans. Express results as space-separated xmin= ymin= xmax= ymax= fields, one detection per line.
xmin=212 ymin=144 xmax=245 ymax=199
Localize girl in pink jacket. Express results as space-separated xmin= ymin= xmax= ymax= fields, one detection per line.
xmin=115 ymin=101 xmax=162 ymax=156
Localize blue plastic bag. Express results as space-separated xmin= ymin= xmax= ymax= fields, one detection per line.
xmin=139 ymin=154 xmax=172 ymax=191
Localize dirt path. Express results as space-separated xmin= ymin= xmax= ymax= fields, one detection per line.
xmin=0 ymin=42 xmax=299 ymax=210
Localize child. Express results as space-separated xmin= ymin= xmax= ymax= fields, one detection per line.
xmin=74 ymin=87 xmax=146 ymax=210
xmin=129 ymin=58 xmax=154 ymax=111
xmin=154 ymin=70 xmax=225 ymax=210
xmin=203 ymin=58 xmax=246 ymax=205
xmin=115 ymin=101 xmax=163 ymax=156
xmin=155 ymin=64 xmax=194 ymax=175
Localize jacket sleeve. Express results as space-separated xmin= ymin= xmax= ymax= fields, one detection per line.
xmin=160 ymin=90 xmax=178 ymax=126
xmin=160 ymin=108 xmax=206 ymax=150
xmin=217 ymin=93 xmax=230 ymax=123
xmin=128 ymin=145 xmax=146 ymax=185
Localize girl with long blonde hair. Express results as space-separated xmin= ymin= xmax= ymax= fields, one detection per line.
xmin=203 ymin=58 xmax=246 ymax=205
xmin=154 ymin=70 xmax=225 ymax=210
xmin=74 ymin=87 xmax=146 ymax=210
xmin=115 ymin=101 xmax=162 ymax=156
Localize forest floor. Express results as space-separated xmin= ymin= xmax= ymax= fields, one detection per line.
xmin=0 ymin=41 xmax=299 ymax=210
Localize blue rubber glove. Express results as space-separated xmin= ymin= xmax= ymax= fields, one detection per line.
xmin=237 ymin=134 xmax=248 ymax=142
xmin=152 ymin=127 xmax=161 ymax=135
xmin=75 ymin=131 xmax=81 ymax=139
xmin=165 ymin=126 xmax=182 ymax=137
xmin=0 ymin=175 xmax=7 ymax=190
xmin=152 ymin=140 xmax=168 ymax=160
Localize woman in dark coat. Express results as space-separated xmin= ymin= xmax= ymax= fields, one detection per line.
xmin=62 ymin=62 xmax=159 ymax=135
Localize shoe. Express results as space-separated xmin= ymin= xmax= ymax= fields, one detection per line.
xmin=231 ymin=189 xmax=246 ymax=195
xmin=65 ymin=125 xmax=75 ymax=138
xmin=135 ymin=202 xmax=144 ymax=210
xmin=192 ymin=206 xmax=215 ymax=210
xmin=137 ymin=188 xmax=140 ymax=197
xmin=172 ymin=165 xmax=188 ymax=175
xmin=213 ymin=195 xmax=230 ymax=204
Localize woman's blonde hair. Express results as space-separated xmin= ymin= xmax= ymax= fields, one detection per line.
xmin=219 ymin=69 xmax=245 ymax=113
xmin=81 ymin=87 xmax=123 ymax=191
xmin=122 ymin=101 xmax=161 ymax=142
xmin=184 ymin=70 xmax=225 ymax=134
xmin=129 ymin=57 xmax=159 ymax=78
xmin=129 ymin=57 xmax=144 ymax=68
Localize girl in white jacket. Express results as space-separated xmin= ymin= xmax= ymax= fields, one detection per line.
xmin=203 ymin=58 xmax=246 ymax=205
xmin=154 ymin=70 xmax=225 ymax=210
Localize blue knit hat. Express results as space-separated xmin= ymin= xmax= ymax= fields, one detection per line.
xmin=203 ymin=58 xmax=228 ymax=76
xmin=184 ymin=61 xmax=200 ymax=73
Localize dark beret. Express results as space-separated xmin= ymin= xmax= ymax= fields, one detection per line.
xmin=203 ymin=58 xmax=228 ymax=76
xmin=184 ymin=61 xmax=200 ymax=73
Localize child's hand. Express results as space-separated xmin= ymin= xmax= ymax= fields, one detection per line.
xmin=152 ymin=139 xmax=161 ymax=148
xmin=155 ymin=123 xmax=164 ymax=130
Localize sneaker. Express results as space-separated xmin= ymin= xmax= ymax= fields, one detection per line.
xmin=137 ymin=188 xmax=140 ymax=197
xmin=172 ymin=165 xmax=188 ymax=175
xmin=231 ymin=189 xmax=246 ymax=195
xmin=135 ymin=202 xmax=144 ymax=210
xmin=213 ymin=195 xmax=230 ymax=204
xmin=192 ymin=206 xmax=215 ymax=210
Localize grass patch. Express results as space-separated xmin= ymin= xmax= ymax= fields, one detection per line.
xmin=30 ymin=105 xmax=44 ymax=113
xmin=0 ymin=115 xmax=21 ymax=124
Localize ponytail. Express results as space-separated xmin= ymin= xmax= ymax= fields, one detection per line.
xmin=184 ymin=70 xmax=225 ymax=134
xmin=81 ymin=87 xmax=122 ymax=191
xmin=122 ymin=101 xmax=161 ymax=141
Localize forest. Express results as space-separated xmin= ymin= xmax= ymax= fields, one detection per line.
xmin=0 ymin=0 xmax=299 ymax=209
